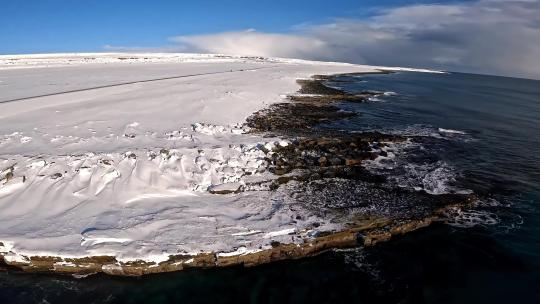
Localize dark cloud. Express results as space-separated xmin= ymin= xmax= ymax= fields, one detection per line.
xmin=170 ymin=0 xmax=540 ymax=79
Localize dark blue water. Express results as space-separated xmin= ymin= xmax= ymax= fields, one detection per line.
xmin=1 ymin=72 xmax=539 ymax=303
xmin=327 ymin=72 xmax=540 ymax=302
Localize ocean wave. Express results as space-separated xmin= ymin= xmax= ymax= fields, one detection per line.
xmin=374 ymin=125 xmax=473 ymax=143
xmin=384 ymin=125 xmax=445 ymax=138
xmin=368 ymin=96 xmax=383 ymax=102
xmin=438 ymin=128 xmax=466 ymax=135
xmin=365 ymin=138 xmax=473 ymax=195
xmin=339 ymin=248 xmax=382 ymax=280
xmin=442 ymin=207 xmax=499 ymax=228
xmin=399 ymin=161 xmax=456 ymax=195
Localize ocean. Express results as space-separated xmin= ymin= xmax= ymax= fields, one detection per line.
xmin=1 ymin=71 xmax=539 ymax=303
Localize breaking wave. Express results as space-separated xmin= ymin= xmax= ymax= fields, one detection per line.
xmin=442 ymin=207 xmax=500 ymax=228
xmin=438 ymin=128 xmax=466 ymax=135
xmin=365 ymin=140 xmax=470 ymax=195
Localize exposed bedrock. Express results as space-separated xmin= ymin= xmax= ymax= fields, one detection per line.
xmin=0 ymin=196 xmax=473 ymax=276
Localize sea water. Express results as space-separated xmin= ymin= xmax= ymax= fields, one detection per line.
xmin=1 ymin=72 xmax=539 ymax=303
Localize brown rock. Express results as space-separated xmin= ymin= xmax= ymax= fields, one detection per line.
xmin=345 ymin=159 xmax=363 ymax=166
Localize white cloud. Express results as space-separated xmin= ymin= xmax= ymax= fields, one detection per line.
xmin=170 ymin=31 xmax=329 ymax=59
xmin=169 ymin=0 xmax=540 ymax=79
xmin=103 ymin=44 xmax=187 ymax=53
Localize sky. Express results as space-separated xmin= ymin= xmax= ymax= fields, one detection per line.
xmin=1 ymin=0 xmax=539 ymax=79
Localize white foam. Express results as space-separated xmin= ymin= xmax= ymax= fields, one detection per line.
xmin=438 ymin=128 xmax=466 ymax=135
xmin=72 ymin=273 xmax=97 ymax=279
xmin=442 ymin=208 xmax=499 ymax=228
xmin=365 ymin=139 xmax=472 ymax=195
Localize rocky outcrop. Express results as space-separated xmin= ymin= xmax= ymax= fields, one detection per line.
xmin=0 ymin=197 xmax=473 ymax=276
xmin=0 ymin=72 xmax=478 ymax=276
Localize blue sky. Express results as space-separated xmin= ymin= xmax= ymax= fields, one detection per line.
xmin=1 ymin=0 xmax=538 ymax=79
xmin=0 ymin=0 xmax=459 ymax=54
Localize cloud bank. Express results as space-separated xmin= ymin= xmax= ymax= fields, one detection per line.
xmin=170 ymin=0 xmax=540 ymax=79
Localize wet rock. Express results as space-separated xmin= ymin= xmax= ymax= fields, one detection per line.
xmin=100 ymin=159 xmax=113 ymax=165
xmin=330 ymin=157 xmax=343 ymax=166
xmin=246 ymin=103 xmax=356 ymax=133
xmin=50 ymin=173 xmax=62 ymax=179
xmin=208 ymin=182 xmax=244 ymax=194
xmin=345 ymin=158 xmax=363 ymax=166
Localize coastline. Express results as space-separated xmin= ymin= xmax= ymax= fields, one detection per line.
xmin=0 ymin=201 xmax=472 ymax=276
xmin=0 ymin=69 xmax=474 ymax=276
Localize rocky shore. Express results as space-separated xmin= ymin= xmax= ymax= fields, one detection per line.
xmin=0 ymin=199 xmax=472 ymax=276
xmin=0 ymin=72 xmax=475 ymax=276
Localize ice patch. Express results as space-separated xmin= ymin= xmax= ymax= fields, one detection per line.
xmin=264 ymin=228 xmax=297 ymax=238
xmin=217 ymin=246 xmax=262 ymax=257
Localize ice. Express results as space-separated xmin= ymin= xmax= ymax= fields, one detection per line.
xmin=263 ymin=228 xmax=297 ymax=238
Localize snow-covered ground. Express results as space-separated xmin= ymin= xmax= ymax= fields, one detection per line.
xmin=0 ymin=53 xmax=433 ymax=263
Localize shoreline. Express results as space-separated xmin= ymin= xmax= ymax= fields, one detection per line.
xmin=0 ymin=70 xmax=475 ymax=276
xmin=0 ymin=201 xmax=473 ymax=276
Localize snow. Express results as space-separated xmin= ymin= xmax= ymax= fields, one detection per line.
xmin=53 ymin=261 xmax=77 ymax=268
xmin=0 ymin=53 xmax=436 ymax=262
xmin=216 ymin=246 xmax=262 ymax=257
xmin=263 ymin=228 xmax=297 ymax=238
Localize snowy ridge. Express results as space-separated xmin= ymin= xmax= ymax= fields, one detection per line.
xmin=0 ymin=52 xmax=444 ymax=73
